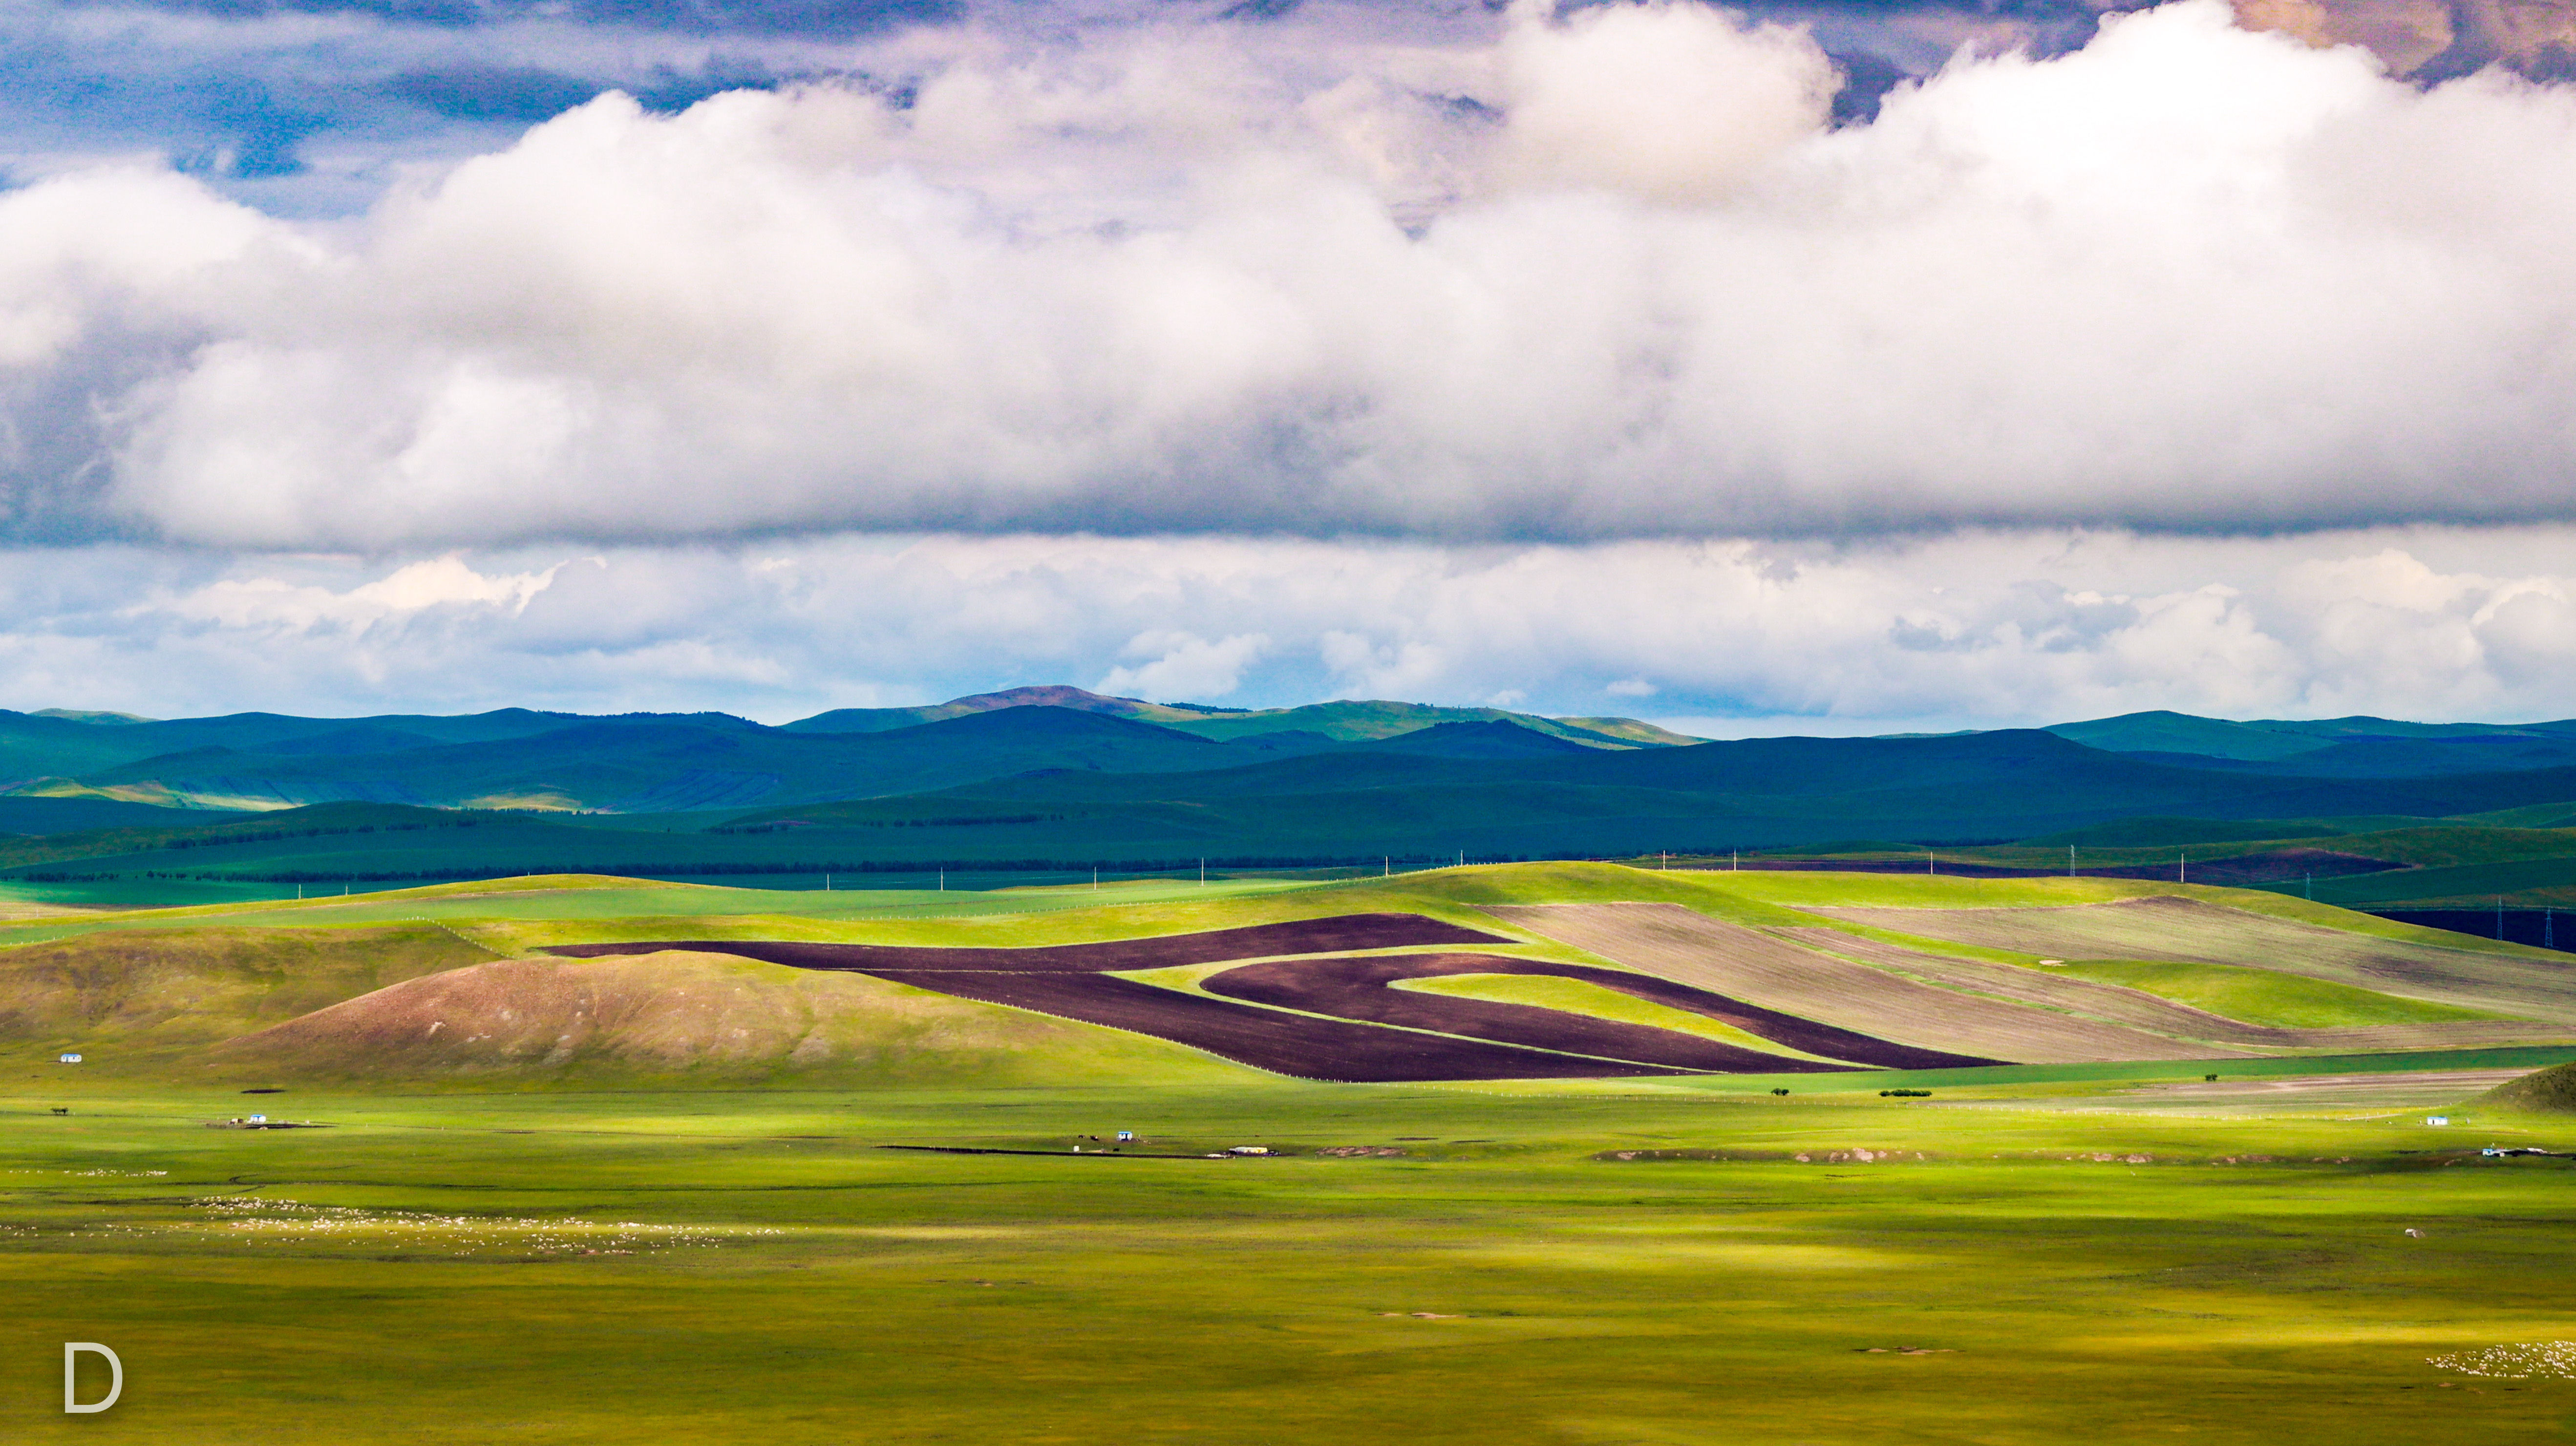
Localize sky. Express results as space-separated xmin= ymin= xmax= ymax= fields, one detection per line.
xmin=1 ymin=0 xmax=2574 ymax=730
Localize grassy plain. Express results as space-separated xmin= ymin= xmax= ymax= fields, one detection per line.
xmin=6 ymin=1081 xmax=2576 ymax=1445
xmin=7 ymin=866 xmax=2576 ymax=1442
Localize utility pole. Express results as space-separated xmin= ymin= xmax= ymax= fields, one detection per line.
xmin=1199 ymin=858 xmax=1205 ymax=887
xmin=2179 ymin=851 xmax=2187 ymax=886
xmin=1927 ymin=850 xmax=1935 ymax=876
xmin=2548 ymin=906 xmax=2556 ymax=951
xmin=1731 ymin=850 xmax=1738 ymax=872
xmin=1383 ymin=856 xmax=1388 ymax=877
xmin=2068 ymin=844 xmax=2075 ymax=878
xmin=2304 ymin=872 xmax=2311 ymax=901
xmin=1093 ymin=866 xmax=1098 ymax=891
xmin=2499 ymin=895 xmax=2507 ymax=941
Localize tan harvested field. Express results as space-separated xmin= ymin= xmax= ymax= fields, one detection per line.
xmin=1485 ymin=903 xmax=2233 ymax=1063
xmin=1780 ymin=928 xmax=2576 ymax=1054
xmin=1816 ymin=896 xmax=2576 ymax=1022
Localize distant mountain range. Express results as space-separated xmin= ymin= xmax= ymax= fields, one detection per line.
xmin=0 ymin=687 xmax=1697 ymax=817
xmin=2 ymin=691 xmax=2576 ymax=893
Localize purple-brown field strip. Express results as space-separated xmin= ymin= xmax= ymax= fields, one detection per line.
xmin=1202 ymin=953 xmax=1946 ymax=1071
xmin=860 ymin=969 xmax=1688 ymax=1082
xmin=1485 ymin=903 xmax=2235 ymax=1063
xmin=544 ymin=913 xmax=1509 ymax=973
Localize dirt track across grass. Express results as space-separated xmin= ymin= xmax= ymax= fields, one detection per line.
xmin=545 ymin=914 xmax=1508 ymax=973
xmin=864 ymin=969 xmax=1687 ymax=1082
xmin=1488 ymin=903 xmax=2232 ymax=1063
xmin=1202 ymin=952 xmax=1954 ymax=1071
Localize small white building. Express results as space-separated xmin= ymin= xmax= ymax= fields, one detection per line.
xmin=2425 ymin=1116 xmax=2450 ymax=1127
xmin=1227 ymin=1146 xmax=1270 ymax=1156
xmin=57 ymin=1053 xmax=80 ymax=1064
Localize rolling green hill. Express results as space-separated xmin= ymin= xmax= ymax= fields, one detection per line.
xmin=9 ymin=863 xmax=2571 ymax=1100
xmin=2479 ymin=1059 xmax=2576 ymax=1112
xmin=208 ymin=951 xmax=1243 ymax=1088
xmin=14 ymin=732 xmax=2576 ymax=902
xmin=12 ymin=700 xmax=2576 ymax=917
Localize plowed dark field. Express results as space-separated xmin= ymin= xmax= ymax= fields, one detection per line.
xmin=1203 ymin=953 xmax=1977 ymax=1071
xmin=863 ymin=969 xmax=1685 ymax=1082
xmin=545 ymin=913 xmax=1508 ymax=973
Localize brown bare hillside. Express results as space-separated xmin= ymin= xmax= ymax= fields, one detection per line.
xmin=209 ymin=951 xmax=1246 ymax=1086
xmin=1484 ymin=903 xmax=2233 ymax=1063
xmin=0 ymin=925 xmax=491 ymax=1059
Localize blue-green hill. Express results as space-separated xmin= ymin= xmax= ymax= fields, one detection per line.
xmin=7 ymin=700 xmax=2576 ymax=904
xmin=780 ymin=685 xmax=1695 ymax=747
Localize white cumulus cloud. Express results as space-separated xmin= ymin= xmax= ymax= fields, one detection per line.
xmin=0 ymin=527 xmax=2572 ymax=728
xmin=0 ymin=3 xmax=2563 ymax=549
xmin=1097 ymin=629 xmax=1272 ymax=700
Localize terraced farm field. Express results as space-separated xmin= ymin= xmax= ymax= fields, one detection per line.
xmin=1488 ymin=902 xmax=2232 ymax=1063
xmin=1818 ymin=895 xmax=2576 ymax=1021
xmin=1200 ymin=952 xmax=1978 ymax=1070
xmin=1779 ymin=929 xmax=2571 ymax=1054
xmin=508 ymin=877 xmax=2576 ymax=1081
xmin=859 ymin=967 xmax=1682 ymax=1081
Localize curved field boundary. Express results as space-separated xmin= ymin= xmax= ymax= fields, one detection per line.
xmin=1485 ymin=903 xmax=2233 ymax=1064
xmin=1778 ymin=928 xmax=2576 ymax=1054
xmin=1204 ymin=953 xmax=1956 ymax=1071
xmin=1814 ymin=896 xmax=2576 ymax=1024
xmin=861 ymin=969 xmax=1686 ymax=1083
xmin=543 ymin=913 xmax=1508 ymax=974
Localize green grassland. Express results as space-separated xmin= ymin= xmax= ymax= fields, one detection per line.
xmin=5 ymin=866 xmax=2576 ymax=1440
xmin=2293 ymin=855 xmax=2576 ymax=910
xmin=2044 ymin=959 xmax=2506 ymax=1027
xmin=1727 ymin=821 xmax=2576 ymax=909
xmin=17 ymin=789 xmax=2576 ymax=911
xmin=7 ymin=1082 xmax=2576 ymax=1445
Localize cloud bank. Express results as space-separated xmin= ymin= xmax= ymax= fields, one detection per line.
xmin=10 ymin=527 xmax=2576 ymax=728
xmin=0 ymin=1 xmax=2571 ymax=551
